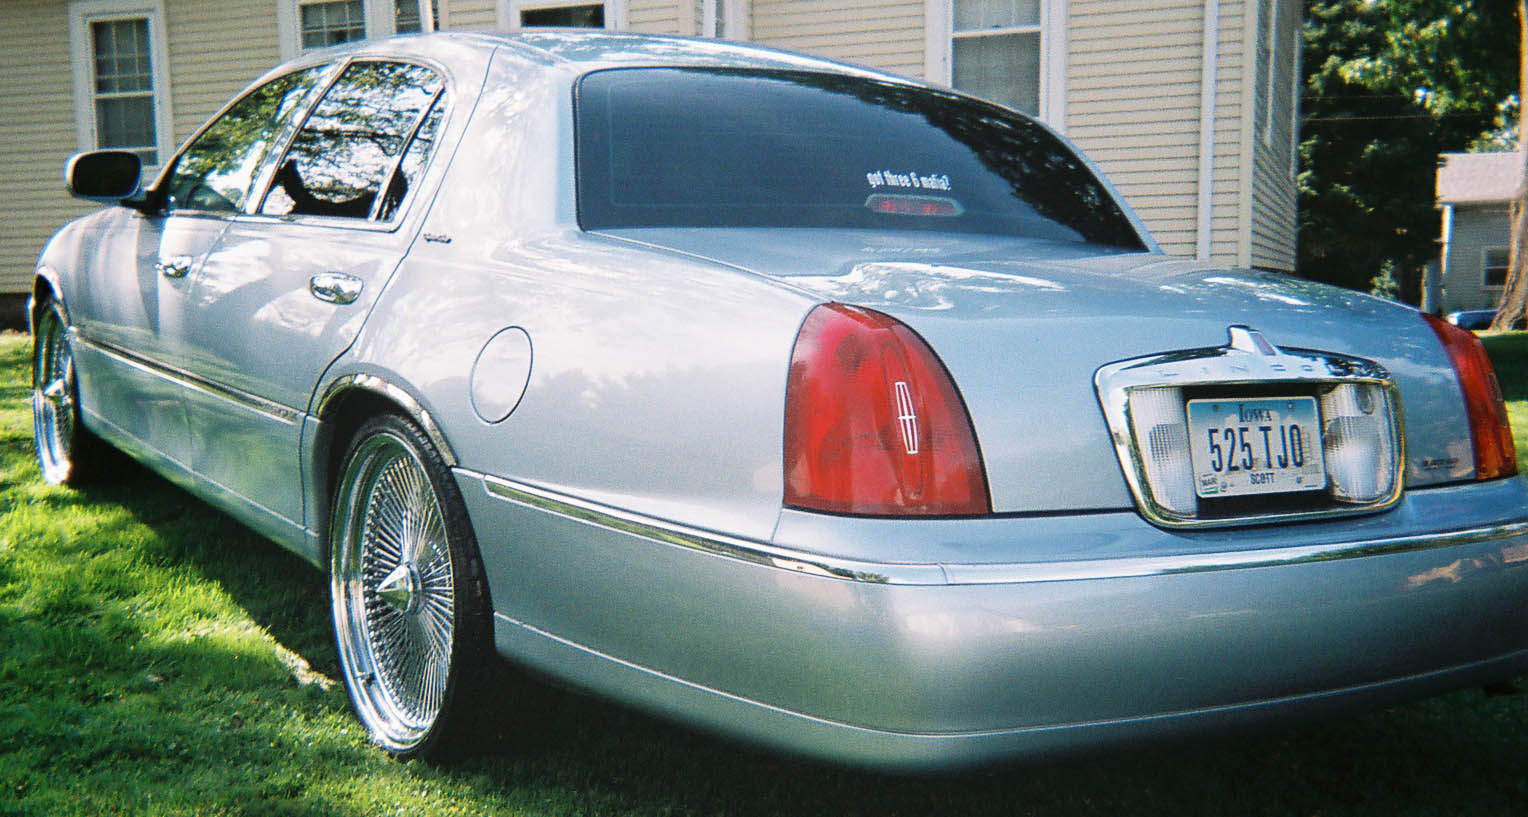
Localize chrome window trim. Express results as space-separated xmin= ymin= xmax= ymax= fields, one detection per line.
xmin=77 ymin=333 xmax=302 ymax=425
xmin=469 ymin=471 xmax=1521 ymax=587
xmin=1095 ymin=325 xmax=1406 ymax=529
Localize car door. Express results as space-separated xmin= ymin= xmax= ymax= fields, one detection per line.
xmin=179 ymin=60 xmax=450 ymax=534
xmin=70 ymin=65 xmax=329 ymax=469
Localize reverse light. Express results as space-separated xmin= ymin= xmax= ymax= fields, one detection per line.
xmin=1424 ymin=313 xmax=1518 ymax=480
xmin=1320 ymin=383 xmax=1399 ymax=503
xmin=1125 ymin=386 xmax=1196 ymax=517
xmin=784 ymin=304 xmax=990 ymax=516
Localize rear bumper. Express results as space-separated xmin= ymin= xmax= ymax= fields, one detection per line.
xmin=458 ymin=472 xmax=1528 ymax=770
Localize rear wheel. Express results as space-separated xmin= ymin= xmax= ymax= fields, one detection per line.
xmin=329 ymin=413 xmax=492 ymax=757
xmin=32 ymin=300 xmax=107 ymax=484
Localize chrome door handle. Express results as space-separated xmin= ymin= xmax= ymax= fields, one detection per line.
xmin=156 ymin=255 xmax=192 ymax=278
xmin=309 ymin=273 xmax=363 ymax=305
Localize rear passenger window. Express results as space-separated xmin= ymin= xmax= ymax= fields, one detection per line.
xmin=261 ymin=60 xmax=444 ymax=220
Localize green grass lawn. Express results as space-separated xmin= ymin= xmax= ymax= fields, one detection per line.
xmin=1 ymin=329 xmax=1526 ymax=816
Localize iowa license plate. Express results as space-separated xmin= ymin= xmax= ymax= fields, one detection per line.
xmin=1186 ymin=397 xmax=1325 ymax=499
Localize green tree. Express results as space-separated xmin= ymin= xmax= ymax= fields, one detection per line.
xmin=1299 ymin=0 xmax=1518 ymax=301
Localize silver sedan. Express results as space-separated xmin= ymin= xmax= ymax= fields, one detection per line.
xmin=31 ymin=31 xmax=1528 ymax=770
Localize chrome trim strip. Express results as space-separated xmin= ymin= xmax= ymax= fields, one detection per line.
xmin=473 ymin=472 xmax=927 ymax=585
xmin=77 ymin=334 xmax=302 ymax=425
xmin=470 ymin=471 xmax=1528 ymax=587
xmin=315 ymin=373 xmax=458 ymax=467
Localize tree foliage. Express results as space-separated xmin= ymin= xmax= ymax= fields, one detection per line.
xmin=1299 ymin=0 xmax=1518 ymax=300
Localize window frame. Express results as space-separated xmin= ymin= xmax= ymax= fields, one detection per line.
xmin=699 ymin=0 xmax=745 ymax=39
xmin=68 ymin=0 xmax=175 ymax=173
xmin=497 ymin=0 xmax=626 ymax=31
xmin=928 ymin=0 xmax=1067 ymax=127
xmin=276 ymin=0 xmax=435 ymax=59
xmin=1483 ymin=246 xmax=1511 ymax=289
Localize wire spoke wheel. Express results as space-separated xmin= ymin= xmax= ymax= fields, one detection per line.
xmin=331 ymin=419 xmax=481 ymax=755
xmin=32 ymin=303 xmax=87 ymax=484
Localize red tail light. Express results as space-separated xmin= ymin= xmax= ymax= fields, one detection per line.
xmin=1424 ymin=313 xmax=1518 ymax=480
xmin=784 ymin=303 xmax=990 ymax=515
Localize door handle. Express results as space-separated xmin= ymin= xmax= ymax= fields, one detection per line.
xmin=309 ymin=273 xmax=363 ymax=305
xmin=156 ymin=255 xmax=193 ymax=278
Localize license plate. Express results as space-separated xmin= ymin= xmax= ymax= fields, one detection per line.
xmin=1186 ymin=397 xmax=1325 ymax=499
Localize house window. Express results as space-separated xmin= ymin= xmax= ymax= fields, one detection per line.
xmin=393 ymin=0 xmax=437 ymax=33
xmin=90 ymin=19 xmax=157 ymax=163
xmin=700 ymin=0 xmax=741 ymax=38
xmin=69 ymin=1 xmax=173 ymax=169
xmin=519 ymin=3 xmax=604 ymax=26
xmin=951 ymin=0 xmax=1041 ymax=116
xmin=300 ymin=0 xmax=367 ymax=49
xmin=279 ymin=1 xmax=433 ymax=58
xmin=1484 ymin=247 xmax=1511 ymax=288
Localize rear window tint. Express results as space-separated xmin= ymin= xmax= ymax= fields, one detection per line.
xmin=575 ymin=68 xmax=1144 ymax=249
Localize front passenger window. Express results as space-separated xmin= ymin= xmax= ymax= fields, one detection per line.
xmin=165 ymin=67 xmax=326 ymax=213
xmin=261 ymin=61 xmax=444 ymax=220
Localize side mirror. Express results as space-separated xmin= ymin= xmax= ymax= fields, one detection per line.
xmin=64 ymin=150 xmax=142 ymax=202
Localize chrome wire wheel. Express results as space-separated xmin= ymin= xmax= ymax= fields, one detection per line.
xmin=332 ymin=426 xmax=461 ymax=754
xmin=32 ymin=304 xmax=79 ymax=484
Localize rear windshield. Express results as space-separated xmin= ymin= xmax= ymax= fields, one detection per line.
xmin=574 ymin=68 xmax=1145 ymax=249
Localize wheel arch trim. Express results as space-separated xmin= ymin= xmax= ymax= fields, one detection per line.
xmin=315 ymin=373 xmax=459 ymax=468
xmin=29 ymin=268 xmax=68 ymax=334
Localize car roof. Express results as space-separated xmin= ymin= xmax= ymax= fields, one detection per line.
xmin=311 ymin=29 xmax=903 ymax=82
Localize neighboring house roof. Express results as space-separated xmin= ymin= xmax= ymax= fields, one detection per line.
xmin=1437 ymin=151 xmax=1525 ymax=205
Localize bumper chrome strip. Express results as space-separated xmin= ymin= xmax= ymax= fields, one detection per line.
xmin=77 ymin=333 xmax=302 ymax=425
xmin=471 ymin=471 xmax=1528 ymax=586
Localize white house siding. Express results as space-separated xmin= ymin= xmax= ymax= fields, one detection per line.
xmin=443 ymin=0 xmax=497 ymax=28
xmin=749 ymin=0 xmax=925 ymax=77
xmin=1 ymin=0 xmax=93 ymax=298
xmin=1211 ymin=0 xmax=1247 ymax=264
xmin=165 ymin=0 xmax=281 ymax=143
xmin=1065 ymin=0 xmax=1211 ymax=260
xmin=627 ymin=0 xmax=693 ymax=34
xmin=1246 ymin=0 xmax=1298 ymax=271
xmin=1441 ymin=207 xmax=1511 ymax=311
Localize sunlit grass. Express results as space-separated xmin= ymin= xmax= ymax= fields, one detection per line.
xmin=0 ymin=328 xmax=1525 ymax=816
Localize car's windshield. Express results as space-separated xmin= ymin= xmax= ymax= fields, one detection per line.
xmin=574 ymin=67 xmax=1145 ymax=249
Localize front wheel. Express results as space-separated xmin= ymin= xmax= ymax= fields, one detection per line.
xmin=329 ymin=414 xmax=492 ymax=757
xmin=32 ymin=300 xmax=107 ymax=484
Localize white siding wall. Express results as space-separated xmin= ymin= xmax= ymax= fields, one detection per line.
xmin=166 ymin=0 xmax=282 ymax=144
xmin=1442 ymin=207 xmax=1511 ymax=311
xmin=2 ymin=1 xmax=100 ymax=297
xmin=627 ymin=0 xmax=694 ymax=34
xmin=1246 ymin=0 xmax=1297 ymax=271
xmin=442 ymin=0 xmax=498 ymax=28
xmin=1212 ymin=0 xmax=1248 ymax=264
xmin=750 ymin=0 xmax=924 ymax=77
xmin=1066 ymin=0 xmax=1212 ymax=260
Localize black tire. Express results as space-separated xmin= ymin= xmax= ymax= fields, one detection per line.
xmin=328 ymin=413 xmax=493 ymax=758
xmin=31 ymin=299 xmax=109 ymax=485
